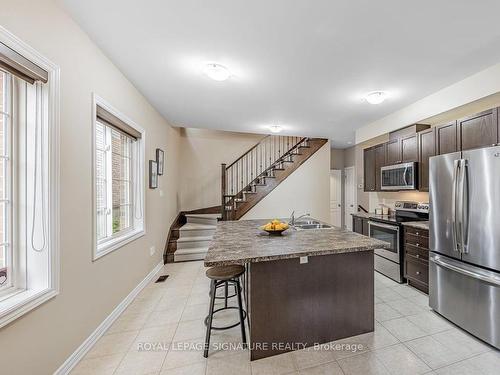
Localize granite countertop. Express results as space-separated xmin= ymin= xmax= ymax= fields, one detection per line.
xmin=204 ymin=219 xmax=390 ymax=266
xmin=401 ymin=221 xmax=429 ymax=230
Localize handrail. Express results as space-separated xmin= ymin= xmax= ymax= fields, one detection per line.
xmin=226 ymin=135 xmax=271 ymax=170
xmin=221 ymin=135 xmax=309 ymax=220
xmin=358 ymin=205 xmax=368 ymax=213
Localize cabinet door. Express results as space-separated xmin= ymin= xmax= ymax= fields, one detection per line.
xmin=436 ymin=121 xmax=459 ymax=155
xmin=459 ymin=108 xmax=498 ymax=151
xmin=401 ymin=135 xmax=418 ymax=162
xmin=353 ymin=217 xmax=363 ymax=234
xmin=362 ymin=219 xmax=369 ymax=236
xmin=386 ymin=139 xmax=401 ymax=164
xmin=374 ymin=143 xmax=386 ymax=191
xmin=418 ymin=128 xmax=436 ymax=192
xmin=363 ymin=147 xmax=376 ymax=192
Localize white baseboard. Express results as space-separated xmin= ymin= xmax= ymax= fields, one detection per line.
xmin=54 ymin=262 xmax=164 ymax=375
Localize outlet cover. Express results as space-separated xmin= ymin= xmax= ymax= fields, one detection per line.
xmin=300 ymin=256 xmax=308 ymax=264
xmin=149 ymin=246 xmax=156 ymax=256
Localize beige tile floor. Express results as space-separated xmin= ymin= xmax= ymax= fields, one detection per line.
xmin=71 ymin=261 xmax=499 ymax=375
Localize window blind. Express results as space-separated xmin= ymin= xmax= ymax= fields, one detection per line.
xmin=0 ymin=42 xmax=48 ymax=84
xmin=96 ymin=105 xmax=142 ymax=140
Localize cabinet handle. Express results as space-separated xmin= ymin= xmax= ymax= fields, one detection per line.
xmin=416 ymin=232 xmax=419 ymax=236
xmin=415 ymin=254 xmax=420 ymax=258
xmin=416 ymin=243 xmax=420 ymax=247
xmin=416 ymin=271 xmax=421 ymax=275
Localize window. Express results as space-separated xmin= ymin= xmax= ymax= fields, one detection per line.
xmin=0 ymin=70 xmax=11 ymax=294
xmin=93 ymin=95 xmax=144 ymax=259
xmin=0 ymin=30 xmax=59 ymax=328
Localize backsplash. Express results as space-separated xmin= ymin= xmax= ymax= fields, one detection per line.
xmin=368 ymin=191 xmax=429 ymax=213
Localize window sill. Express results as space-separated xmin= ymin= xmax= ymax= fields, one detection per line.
xmin=0 ymin=287 xmax=58 ymax=329
xmin=94 ymin=227 xmax=145 ymax=261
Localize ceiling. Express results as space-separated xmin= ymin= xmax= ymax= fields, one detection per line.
xmin=61 ymin=0 xmax=500 ymax=148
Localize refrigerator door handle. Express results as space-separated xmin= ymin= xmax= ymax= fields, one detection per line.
xmin=430 ymin=254 xmax=500 ymax=287
xmin=460 ymin=159 xmax=469 ymax=253
xmin=451 ymin=160 xmax=461 ymax=252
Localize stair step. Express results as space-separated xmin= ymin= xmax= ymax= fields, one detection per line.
xmin=174 ymin=247 xmax=208 ymax=262
xmin=186 ymin=213 xmax=220 ymax=226
xmin=179 ymin=223 xmax=216 ymax=238
xmin=177 ymin=235 xmax=213 ymax=249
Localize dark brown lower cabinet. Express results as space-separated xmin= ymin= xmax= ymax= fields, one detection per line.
xmin=404 ymin=226 xmax=429 ymax=294
xmin=353 ymin=216 xmax=369 ymax=236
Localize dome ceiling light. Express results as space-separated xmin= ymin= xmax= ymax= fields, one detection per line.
xmin=364 ymin=91 xmax=388 ymax=104
xmin=202 ymin=62 xmax=231 ymax=81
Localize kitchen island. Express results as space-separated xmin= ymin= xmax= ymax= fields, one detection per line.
xmin=204 ymin=219 xmax=389 ymax=360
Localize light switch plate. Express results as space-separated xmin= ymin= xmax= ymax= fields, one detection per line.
xmin=150 ymin=246 xmax=156 ymax=256
xmin=300 ymin=256 xmax=308 ymax=264
xmin=159 ymin=190 xmax=164 ymax=197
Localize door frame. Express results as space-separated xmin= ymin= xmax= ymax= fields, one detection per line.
xmin=330 ymin=169 xmax=342 ymax=227
xmin=344 ymin=166 xmax=357 ymax=230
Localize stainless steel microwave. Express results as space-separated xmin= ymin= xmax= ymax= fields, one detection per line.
xmin=381 ymin=162 xmax=417 ymax=190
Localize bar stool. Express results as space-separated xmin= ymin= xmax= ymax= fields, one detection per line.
xmin=204 ymin=265 xmax=247 ymax=358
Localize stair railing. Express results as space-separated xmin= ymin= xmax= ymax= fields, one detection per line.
xmin=221 ymin=135 xmax=307 ymax=220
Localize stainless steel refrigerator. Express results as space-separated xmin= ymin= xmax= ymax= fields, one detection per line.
xmin=429 ymin=146 xmax=500 ymax=349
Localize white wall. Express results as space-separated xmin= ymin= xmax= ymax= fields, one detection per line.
xmin=0 ymin=1 xmax=180 ymax=374
xmin=356 ymin=62 xmax=500 ymax=144
xmin=241 ymin=142 xmax=331 ymax=223
xmin=178 ymin=128 xmax=264 ymax=211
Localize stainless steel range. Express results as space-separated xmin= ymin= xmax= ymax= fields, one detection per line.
xmin=369 ymin=201 xmax=429 ymax=283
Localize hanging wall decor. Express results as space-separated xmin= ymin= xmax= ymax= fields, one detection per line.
xmin=149 ymin=160 xmax=158 ymax=189
xmin=156 ymin=148 xmax=165 ymax=175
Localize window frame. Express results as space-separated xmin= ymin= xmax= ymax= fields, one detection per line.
xmin=92 ymin=94 xmax=145 ymax=260
xmin=0 ymin=70 xmax=14 ymax=297
xmin=0 ymin=25 xmax=60 ymax=329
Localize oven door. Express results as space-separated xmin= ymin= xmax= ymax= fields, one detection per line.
xmin=368 ymin=221 xmax=400 ymax=263
xmin=381 ymin=162 xmax=417 ymax=190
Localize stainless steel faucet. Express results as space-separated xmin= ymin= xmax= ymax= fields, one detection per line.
xmin=289 ymin=211 xmax=311 ymax=225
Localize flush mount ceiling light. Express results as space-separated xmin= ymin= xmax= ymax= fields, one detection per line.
xmin=364 ymin=91 xmax=388 ymax=105
xmin=202 ymin=62 xmax=231 ymax=81
xmin=269 ymin=125 xmax=283 ymax=133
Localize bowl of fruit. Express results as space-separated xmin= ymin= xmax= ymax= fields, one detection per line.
xmin=260 ymin=219 xmax=290 ymax=236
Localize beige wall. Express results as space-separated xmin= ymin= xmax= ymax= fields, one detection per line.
xmin=330 ymin=148 xmax=345 ymax=169
xmin=0 ymin=1 xmax=181 ymax=374
xmin=242 ymin=142 xmax=331 ymax=223
xmin=178 ymin=128 xmax=264 ymax=211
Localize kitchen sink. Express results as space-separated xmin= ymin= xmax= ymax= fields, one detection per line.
xmin=294 ymin=219 xmax=318 ymax=225
xmin=293 ymin=223 xmax=332 ymax=230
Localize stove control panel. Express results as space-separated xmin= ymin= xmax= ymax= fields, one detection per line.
xmin=395 ymin=201 xmax=429 ymax=213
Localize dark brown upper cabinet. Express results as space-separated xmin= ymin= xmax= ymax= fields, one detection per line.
xmin=436 ymin=121 xmax=459 ymax=155
xmin=418 ymin=127 xmax=436 ymax=192
xmin=386 ymin=139 xmax=401 ymax=164
xmin=363 ymin=147 xmax=376 ymax=192
xmin=458 ymin=108 xmax=499 ymax=151
xmin=374 ymin=143 xmax=386 ymax=191
xmin=401 ymin=134 xmax=418 ymax=162
xmin=386 ymin=124 xmax=429 ymax=166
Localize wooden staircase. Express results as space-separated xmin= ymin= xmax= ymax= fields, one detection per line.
xmin=221 ymin=136 xmax=328 ymax=220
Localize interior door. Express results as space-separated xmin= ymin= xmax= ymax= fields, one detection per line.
xmin=344 ymin=167 xmax=356 ymax=230
xmin=429 ymin=152 xmax=462 ymax=259
xmin=330 ymin=170 xmax=342 ymax=227
xmin=461 ymin=146 xmax=500 ymax=271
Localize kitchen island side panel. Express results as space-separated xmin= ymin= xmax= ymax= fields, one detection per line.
xmin=249 ymin=250 xmax=374 ymax=360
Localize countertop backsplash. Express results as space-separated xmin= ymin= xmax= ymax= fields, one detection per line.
xmin=368 ymin=191 xmax=429 ymax=213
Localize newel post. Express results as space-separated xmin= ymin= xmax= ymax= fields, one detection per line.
xmin=221 ymin=163 xmax=227 ymax=221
